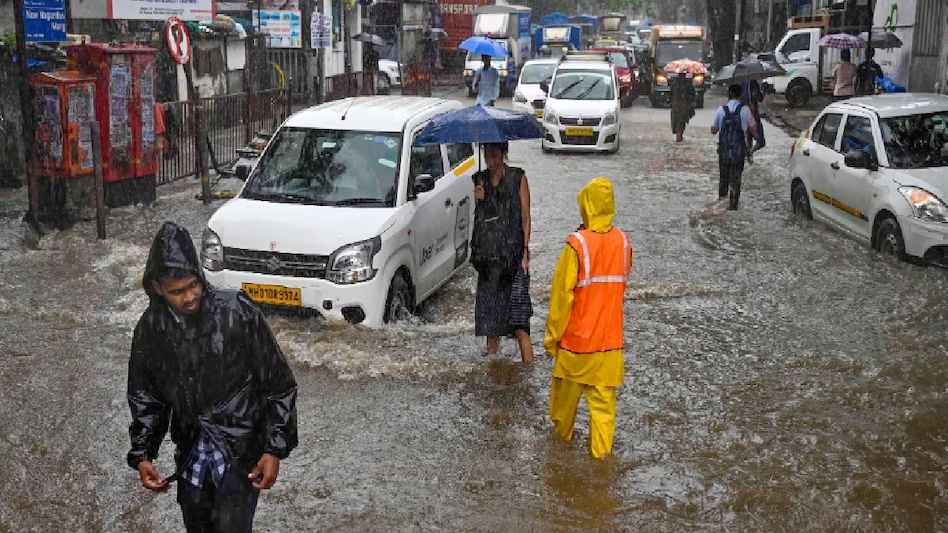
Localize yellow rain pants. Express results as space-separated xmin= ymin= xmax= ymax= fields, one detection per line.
xmin=550 ymin=377 xmax=618 ymax=459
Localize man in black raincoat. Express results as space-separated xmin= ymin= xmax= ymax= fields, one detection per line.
xmin=127 ymin=221 xmax=298 ymax=533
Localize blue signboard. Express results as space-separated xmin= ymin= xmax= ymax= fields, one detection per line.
xmin=518 ymin=12 xmax=531 ymax=38
xmin=22 ymin=0 xmax=67 ymax=43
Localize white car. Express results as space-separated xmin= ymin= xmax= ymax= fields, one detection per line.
xmin=789 ymin=94 xmax=948 ymax=265
xmin=202 ymin=96 xmax=480 ymax=326
xmin=512 ymin=58 xmax=558 ymax=119
xmin=540 ymin=51 xmax=621 ymax=153
xmin=377 ymin=59 xmax=401 ymax=93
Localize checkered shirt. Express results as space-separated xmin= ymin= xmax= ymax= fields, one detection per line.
xmin=184 ymin=434 xmax=228 ymax=488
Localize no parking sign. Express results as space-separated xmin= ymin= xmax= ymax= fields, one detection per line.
xmin=166 ymin=17 xmax=191 ymax=65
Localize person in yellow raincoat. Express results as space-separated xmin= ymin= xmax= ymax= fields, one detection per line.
xmin=545 ymin=177 xmax=632 ymax=459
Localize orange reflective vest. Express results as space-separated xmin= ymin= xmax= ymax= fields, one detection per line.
xmin=558 ymin=228 xmax=630 ymax=354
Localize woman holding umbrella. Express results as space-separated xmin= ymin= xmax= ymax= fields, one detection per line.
xmin=472 ymin=141 xmax=534 ymax=364
xmin=667 ymin=61 xmax=701 ymax=143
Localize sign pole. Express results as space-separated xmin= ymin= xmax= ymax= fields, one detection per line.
xmin=91 ymin=121 xmax=106 ymax=239
xmin=166 ymin=17 xmax=210 ymax=204
xmin=13 ymin=0 xmax=37 ymax=224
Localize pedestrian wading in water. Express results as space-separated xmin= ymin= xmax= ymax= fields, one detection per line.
xmin=472 ymin=141 xmax=535 ymax=365
xmin=127 ymin=221 xmax=299 ymax=533
xmin=546 ymin=177 xmax=632 ymax=459
xmin=670 ymin=71 xmax=696 ymax=142
xmin=712 ymin=84 xmax=757 ymax=211
xmin=741 ymin=79 xmax=766 ymax=164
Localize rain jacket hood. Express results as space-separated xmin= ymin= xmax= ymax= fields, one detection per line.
xmin=128 ymin=224 xmax=298 ymax=473
xmin=578 ymin=177 xmax=616 ymax=233
xmin=142 ymin=221 xmax=205 ymax=302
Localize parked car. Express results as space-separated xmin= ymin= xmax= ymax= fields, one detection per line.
xmin=512 ymin=58 xmax=558 ymax=118
xmin=377 ymin=59 xmax=401 ymax=93
xmin=590 ymin=46 xmax=636 ymax=107
xmin=539 ymin=51 xmax=621 ymax=153
xmin=789 ymin=94 xmax=948 ymax=265
xmin=202 ymin=96 xmax=480 ymax=326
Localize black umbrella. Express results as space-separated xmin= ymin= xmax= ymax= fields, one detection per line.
xmin=858 ymin=31 xmax=903 ymax=49
xmin=714 ymin=59 xmax=787 ymax=84
xmin=352 ymin=33 xmax=387 ymax=46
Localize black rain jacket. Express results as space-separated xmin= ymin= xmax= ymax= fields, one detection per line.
xmin=127 ymin=221 xmax=298 ymax=474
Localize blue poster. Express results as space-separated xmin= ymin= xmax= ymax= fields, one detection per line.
xmin=22 ymin=0 xmax=67 ymax=43
xmin=518 ymin=12 xmax=532 ymax=38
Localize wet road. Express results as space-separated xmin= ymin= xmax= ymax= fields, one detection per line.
xmin=1 ymin=89 xmax=947 ymax=532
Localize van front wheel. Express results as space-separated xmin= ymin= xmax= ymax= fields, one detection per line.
xmin=383 ymin=273 xmax=413 ymax=323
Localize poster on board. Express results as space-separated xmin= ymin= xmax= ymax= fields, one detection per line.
xmin=107 ymin=0 xmax=215 ymax=21
xmin=253 ymin=10 xmax=303 ymax=48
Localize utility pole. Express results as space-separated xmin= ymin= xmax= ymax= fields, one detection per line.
xmin=302 ymin=0 xmax=315 ymax=103
xmin=734 ymin=0 xmax=746 ymax=63
xmin=13 ymin=0 xmax=38 ymax=223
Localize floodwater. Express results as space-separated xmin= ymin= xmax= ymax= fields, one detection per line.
xmin=0 ymin=90 xmax=946 ymax=532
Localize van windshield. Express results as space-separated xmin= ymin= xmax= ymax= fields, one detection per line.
xmin=242 ymin=128 xmax=401 ymax=207
xmin=520 ymin=63 xmax=556 ymax=84
xmin=656 ymin=41 xmax=703 ymax=65
xmin=551 ymin=70 xmax=614 ymax=100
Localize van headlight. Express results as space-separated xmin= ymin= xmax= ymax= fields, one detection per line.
xmin=513 ymin=90 xmax=528 ymax=103
xmin=619 ymin=74 xmax=632 ymax=83
xmin=693 ymin=73 xmax=705 ymax=85
xmin=202 ymin=228 xmax=224 ymax=272
xmin=544 ymin=109 xmax=558 ymax=125
xmin=327 ymin=237 xmax=381 ymax=284
xmin=899 ymin=187 xmax=948 ymax=223
xmin=602 ymin=111 xmax=618 ymax=126
xmin=656 ymin=73 xmax=667 ymax=85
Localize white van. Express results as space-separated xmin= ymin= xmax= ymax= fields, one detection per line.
xmin=540 ymin=51 xmax=622 ymax=153
xmin=201 ymin=96 xmax=480 ymax=327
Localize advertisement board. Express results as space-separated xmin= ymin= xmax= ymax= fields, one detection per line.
xmin=253 ymin=10 xmax=303 ymax=49
xmin=518 ymin=12 xmax=531 ymax=38
xmin=107 ymin=0 xmax=215 ymax=21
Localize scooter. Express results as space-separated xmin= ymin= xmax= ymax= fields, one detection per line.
xmin=221 ymin=130 xmax=272 ymax=181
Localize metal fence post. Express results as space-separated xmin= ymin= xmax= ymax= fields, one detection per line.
xmin=91 ymin=121 xmax=106 ymax=240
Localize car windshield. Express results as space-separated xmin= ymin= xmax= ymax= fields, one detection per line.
xmin=608 ymin=51 xmax=629 ymax=68
xmin=880 ymin=112 xmax=948 ymax=170
xmin=242 ymin=128 xmax=401 ymax=207
xmin=656 ymin=41 xmax=704 ymax=64
xmin=551 ymin=70 xmax=614 ymax=100
xmin=520 ymin=63 xmax=556 ymax=84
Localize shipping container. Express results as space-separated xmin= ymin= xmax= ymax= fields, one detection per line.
xmin=439 ymin=0 xmax=494 ymax=51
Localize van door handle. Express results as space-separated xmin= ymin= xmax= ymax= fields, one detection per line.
xmin=445 ymin=198 xmax=453 ymax=208
xmin=830 ymin=161 xmax=840 ymax=170
xmin=802 ymin=149 xmax=810 ymax=156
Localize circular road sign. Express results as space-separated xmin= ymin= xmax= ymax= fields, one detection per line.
xmin=166 ymin=17 xmax=191 ymax=65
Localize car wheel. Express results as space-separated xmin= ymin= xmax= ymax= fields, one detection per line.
xmin=383 ymin=273 xmax=413 ymax=324
xmin=610 ymin=135 xmax=620 ymax=154
xmin=786 ymin=79 xmax=811 ymax=108
xmin=649 ymin=93 xmax=658 ymax=108
xmin=791 ymin=181 xmax=812 ymax=219
xmin=377 ymin=73 xmax=391 ymax=95
xmin=695 ymin=93 xmax=705 ymax=109
xmin=876 ymin=218 xmax=907 ymax=261
xmin=541 ymin=140 xmax=552 ymax=154
xmin=467 ymin=87 xmax=475 ymax=98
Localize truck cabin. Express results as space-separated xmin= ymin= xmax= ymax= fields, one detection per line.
xmin=598 ymin=13 xmax=627 ymax=40
xmin=473 ymin=5 xmax=531 ymax=40
xmin=651 ymin=25 xmax=706 ymax=71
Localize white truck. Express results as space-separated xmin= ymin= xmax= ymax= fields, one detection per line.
xmin=764 ymin=25 xmax=865 ymax=107
xmin=463 ymin=4 xmax=533 ymax=97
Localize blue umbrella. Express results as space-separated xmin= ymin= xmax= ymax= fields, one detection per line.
xmin=459 ymin=36 xmax=509 ymax=58
xmin=413 ymin=105 xmax=544 ymax=146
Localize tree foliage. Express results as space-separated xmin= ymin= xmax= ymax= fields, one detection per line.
xmin=706 ymin=0 xmax=736 ymax=70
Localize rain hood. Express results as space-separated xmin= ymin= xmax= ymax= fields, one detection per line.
xmin=142 ymin=221 xmax=206 ymax=303
xmin=578 ymin=177 xmax=616 ymax=233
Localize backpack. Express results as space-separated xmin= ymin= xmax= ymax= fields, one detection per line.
xmin=471 ymin=167 xmax=525 ymax=279
xmin=718 ymin=103 xmax=746 ymax=161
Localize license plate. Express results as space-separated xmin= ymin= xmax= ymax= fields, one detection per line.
xmin=241 ymin=283 xmax=301 ymax=307
xmin=565 ymin=127 xmax=594 ymax=136
xmin=535 ymin=110 xmax=544 ymax=118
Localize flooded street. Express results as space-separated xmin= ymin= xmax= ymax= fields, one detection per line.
xmin=1 ymin=90 xmax=947 ymax=532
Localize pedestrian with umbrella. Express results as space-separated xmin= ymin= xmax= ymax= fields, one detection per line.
xmin=460 ymin=36 xmax=508 ymax=106
xmin=354 ymin=33 xmax=384 ymax=86
xmin=714 ymin=59 xmax=786 ymax=164
xmin=711 ymin=84 xmax=758 ymax=210
xmin=830 ymin=49 xmax=857 ymax=99
xmin=856 ymin=48 xmax=884 ymax=96
xmin=414 ymin=106 xmax=544 ymax=364
xmin=665 ymin=60 xmax=702 ymax=142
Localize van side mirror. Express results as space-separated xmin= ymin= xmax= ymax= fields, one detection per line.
xmin=412 ymin=174 xmax=436 ymax=195
xmin=844 ymin=149 xmax=877 ymax=171
xmin=539 ymin=80 xmax=550 ymax=94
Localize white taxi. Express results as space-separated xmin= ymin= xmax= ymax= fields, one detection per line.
xmin=789 ymin=94 xmax=948 ymax=265
xmin=539 ymin=51 xmax=622 ymax=153
xmin=201 ymin=96 xmax=480 ymax=326
xmin=512 ymin=58 xmax=559 ymax=119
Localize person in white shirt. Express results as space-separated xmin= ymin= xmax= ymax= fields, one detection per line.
xmin=472 ymin=54 xmax=500 ymax=107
